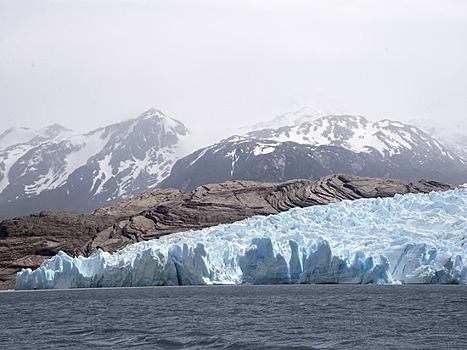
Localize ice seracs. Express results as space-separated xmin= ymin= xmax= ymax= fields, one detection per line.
xmin=15 ymin=188 xmax=467 ymax=289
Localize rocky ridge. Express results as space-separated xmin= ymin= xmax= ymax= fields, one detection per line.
xmin=0 ymin=174 xmax=455 ymax=289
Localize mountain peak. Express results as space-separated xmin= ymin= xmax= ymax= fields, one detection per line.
xmin=291 ymin=106 xmax=329 ymax=119
xmin=38 ymin=123 xmax=73 ymax=138
xmin=44 ymin=123 xmax=71 ymax=131
xmin=0 ymin=108 xmax=192 ymax=220
xmin=138 ymin=108 xmax=166 ymax=120
xmin=133 ymin=108 xmax=189 ymax=137
xmin=159 ymin=113 xmax=467 ymax=191
xmin=0 ymin=126 xmax=38 ymax=149
xmin=241 ymin=106 xmax=329 ymax=133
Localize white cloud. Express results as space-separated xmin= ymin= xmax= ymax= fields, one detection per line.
xmin=0 ymin=0 xmax=466 ymax=142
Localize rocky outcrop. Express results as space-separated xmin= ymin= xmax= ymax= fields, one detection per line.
xmin=0 ymin=174 xmax=455 ymax=289
xmin=0 ymin=212 xmax=116 ymax=290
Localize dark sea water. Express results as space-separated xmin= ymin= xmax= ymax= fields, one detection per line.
xmin=1 ymin=285 xmax=466 ymax=349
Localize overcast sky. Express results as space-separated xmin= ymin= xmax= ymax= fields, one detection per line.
xmin=1 ymin=0 xmax=466 ymax=140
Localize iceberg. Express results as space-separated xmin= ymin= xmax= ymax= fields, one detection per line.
xmin=16 ymin=188 xmax=467 ymax=289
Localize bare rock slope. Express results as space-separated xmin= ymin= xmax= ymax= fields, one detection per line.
xmin=0 ymin=174 xmax=454 ymax=289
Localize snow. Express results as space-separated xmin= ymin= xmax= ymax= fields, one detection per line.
xmin=63 ymin=132 xmax=111 ymax=182
xmin=241 ymin=105 xmax=337 ymax=132
xmin=1 ymin=109 xmax=189 ymax=202
xmin=16 ymin=188 xmax=467 ymax=289
xmin=226 ymin=149 xmax=241 ymax=176
xmin=24 ymin=168 xmax=54 ymax=195
xmin=115 ymin=145 xmax=180 ymax=197
xmin=375 ymin=129 xmax=413 ymax=156
xmin=410 ymin=117 xmax=467 ymax=161
xmin=0 ymin=127 xmax=38 ymax=149
xmin=0 ymin=125 xmax=72 ymax=150
xmin=242 ymin=115 xmax=448 ymax=158
xmin=93 ymin=153 xmax=113 ymax=195
xmin=84 ymin=113 xmax=189 ymax=198
xmin=83 ymin=110 xmax=190 ymax=198
xmin=188 ymin=147 xmax=210 ymax=167
xmin=0 ymin=145 xmax=35 ymax=193
xmin=0 ymin=126 xmax=74 ymax=194
xmin=253 ymin=144 xmax=276 ymax=156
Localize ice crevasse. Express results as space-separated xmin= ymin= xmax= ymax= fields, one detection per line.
xmin=16 ymin=188 xmax=467 ymax=289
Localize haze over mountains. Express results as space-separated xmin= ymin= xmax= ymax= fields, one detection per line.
xmin=409 ymin=118 xmax=467 ymax=161
xmin=0 ymin=107 xmax=466 ymax=220
xmin=0 ymin=109 xmax=189 ymax=219
xmin=160 ymin=109 xmax=466 ymax=191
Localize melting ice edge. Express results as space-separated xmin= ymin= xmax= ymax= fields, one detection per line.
xmin=16 ymin=188 xmax=467 ymax=289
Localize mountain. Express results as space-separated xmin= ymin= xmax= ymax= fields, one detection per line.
xmin=2 ymin=107 xmax=465 ymax=220
xmin=405 ymin=94 xmax=467 ymax=160
xmin=240 ymin=106 xmax=326 ymax=132
xmin=159 ymin=114 xmax=467 ymax=191
xmin=0 ymin=124 xmax=74 ymax=203
xmin=0 ymin=124 xmax=72 ymax=149
xmin=0 ymin=108 xmax=189 ymax=220
xmin=409 ymin=118 xmax=467 ymax=161
xmin=0 ymin=174 xmax=455 ymax=289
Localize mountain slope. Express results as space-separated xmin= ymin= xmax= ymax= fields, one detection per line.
xmin=159 ymin=115 xmax=466 ymax=191
xmin=0 ymin=124 xmax=73 ymax=195
xmin=240 ymin=106 xmax=326 ymax=132
xmin=0 ymin=109 xmax=189 ymax=219
xmin=409 ymin=118 xmax=467 ymax=161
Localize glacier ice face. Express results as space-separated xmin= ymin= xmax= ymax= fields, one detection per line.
xmin=15 ymin=188 xmax=467 ymax=289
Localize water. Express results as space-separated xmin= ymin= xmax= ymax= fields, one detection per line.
xmin=1 ymin=285 xmax=466 ymax=349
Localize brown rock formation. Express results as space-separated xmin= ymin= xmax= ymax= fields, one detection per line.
xmin=0 ymin=174 xmax=455 ymax=289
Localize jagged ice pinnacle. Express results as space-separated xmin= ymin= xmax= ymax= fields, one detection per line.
xmin=16 ymin=188 xmax=467 ymax=289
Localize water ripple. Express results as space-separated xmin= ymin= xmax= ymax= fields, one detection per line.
xmin=1 ymin=285 xmax=466 ymax=349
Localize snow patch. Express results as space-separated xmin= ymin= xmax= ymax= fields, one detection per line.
xmin=253 ymin=144 xmax=276 ymax=156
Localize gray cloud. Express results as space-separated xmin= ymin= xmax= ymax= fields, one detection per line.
xmin=1 ymin=0 xmax=466 ymax=143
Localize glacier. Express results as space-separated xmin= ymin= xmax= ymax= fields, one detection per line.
xmin=16 ymin=188 xmax=467 ymax=289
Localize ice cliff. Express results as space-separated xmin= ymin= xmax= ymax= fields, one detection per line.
xmin=16 ymin=188 xmax=467 ymax=289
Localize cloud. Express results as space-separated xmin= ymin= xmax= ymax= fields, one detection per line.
xmin=0 ymin=0 xmax=466 ymax=139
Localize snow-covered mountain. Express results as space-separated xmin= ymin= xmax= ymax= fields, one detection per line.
xmin=240 ymin=106 xmax=327 ymax=133
xmin=16 ymin=187 xmax=467 ymax=289
xmin=409 ymin=118 xmax=467 ymax=161
xmin=159 ymin=114 xmax=467 ymax=191
xmin=2 ymin=107 xmax=465 ymax=219
xmin=0 ymin=108 xmax=189 ymax=219
xmin=0 ymin=124 xmax=72 ymax=149
xmin=0 ymin=124 xmax=74 ymax=197
xmin=246 ymin=115 xmax=458 ymax=157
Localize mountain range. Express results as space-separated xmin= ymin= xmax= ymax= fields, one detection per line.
xmin=409 ymin=118 xmax=467 ymax=161
xmin=0 ymin=109 xmax=188 ymax=219
xmin=159 ymin=112 xmax=466 ymax=191
xmin=0 ymin=107 xmax=466 ymax=219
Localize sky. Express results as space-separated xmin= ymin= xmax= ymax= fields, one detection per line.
xmin=1 ymin=0 xmax=466 ymax=143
